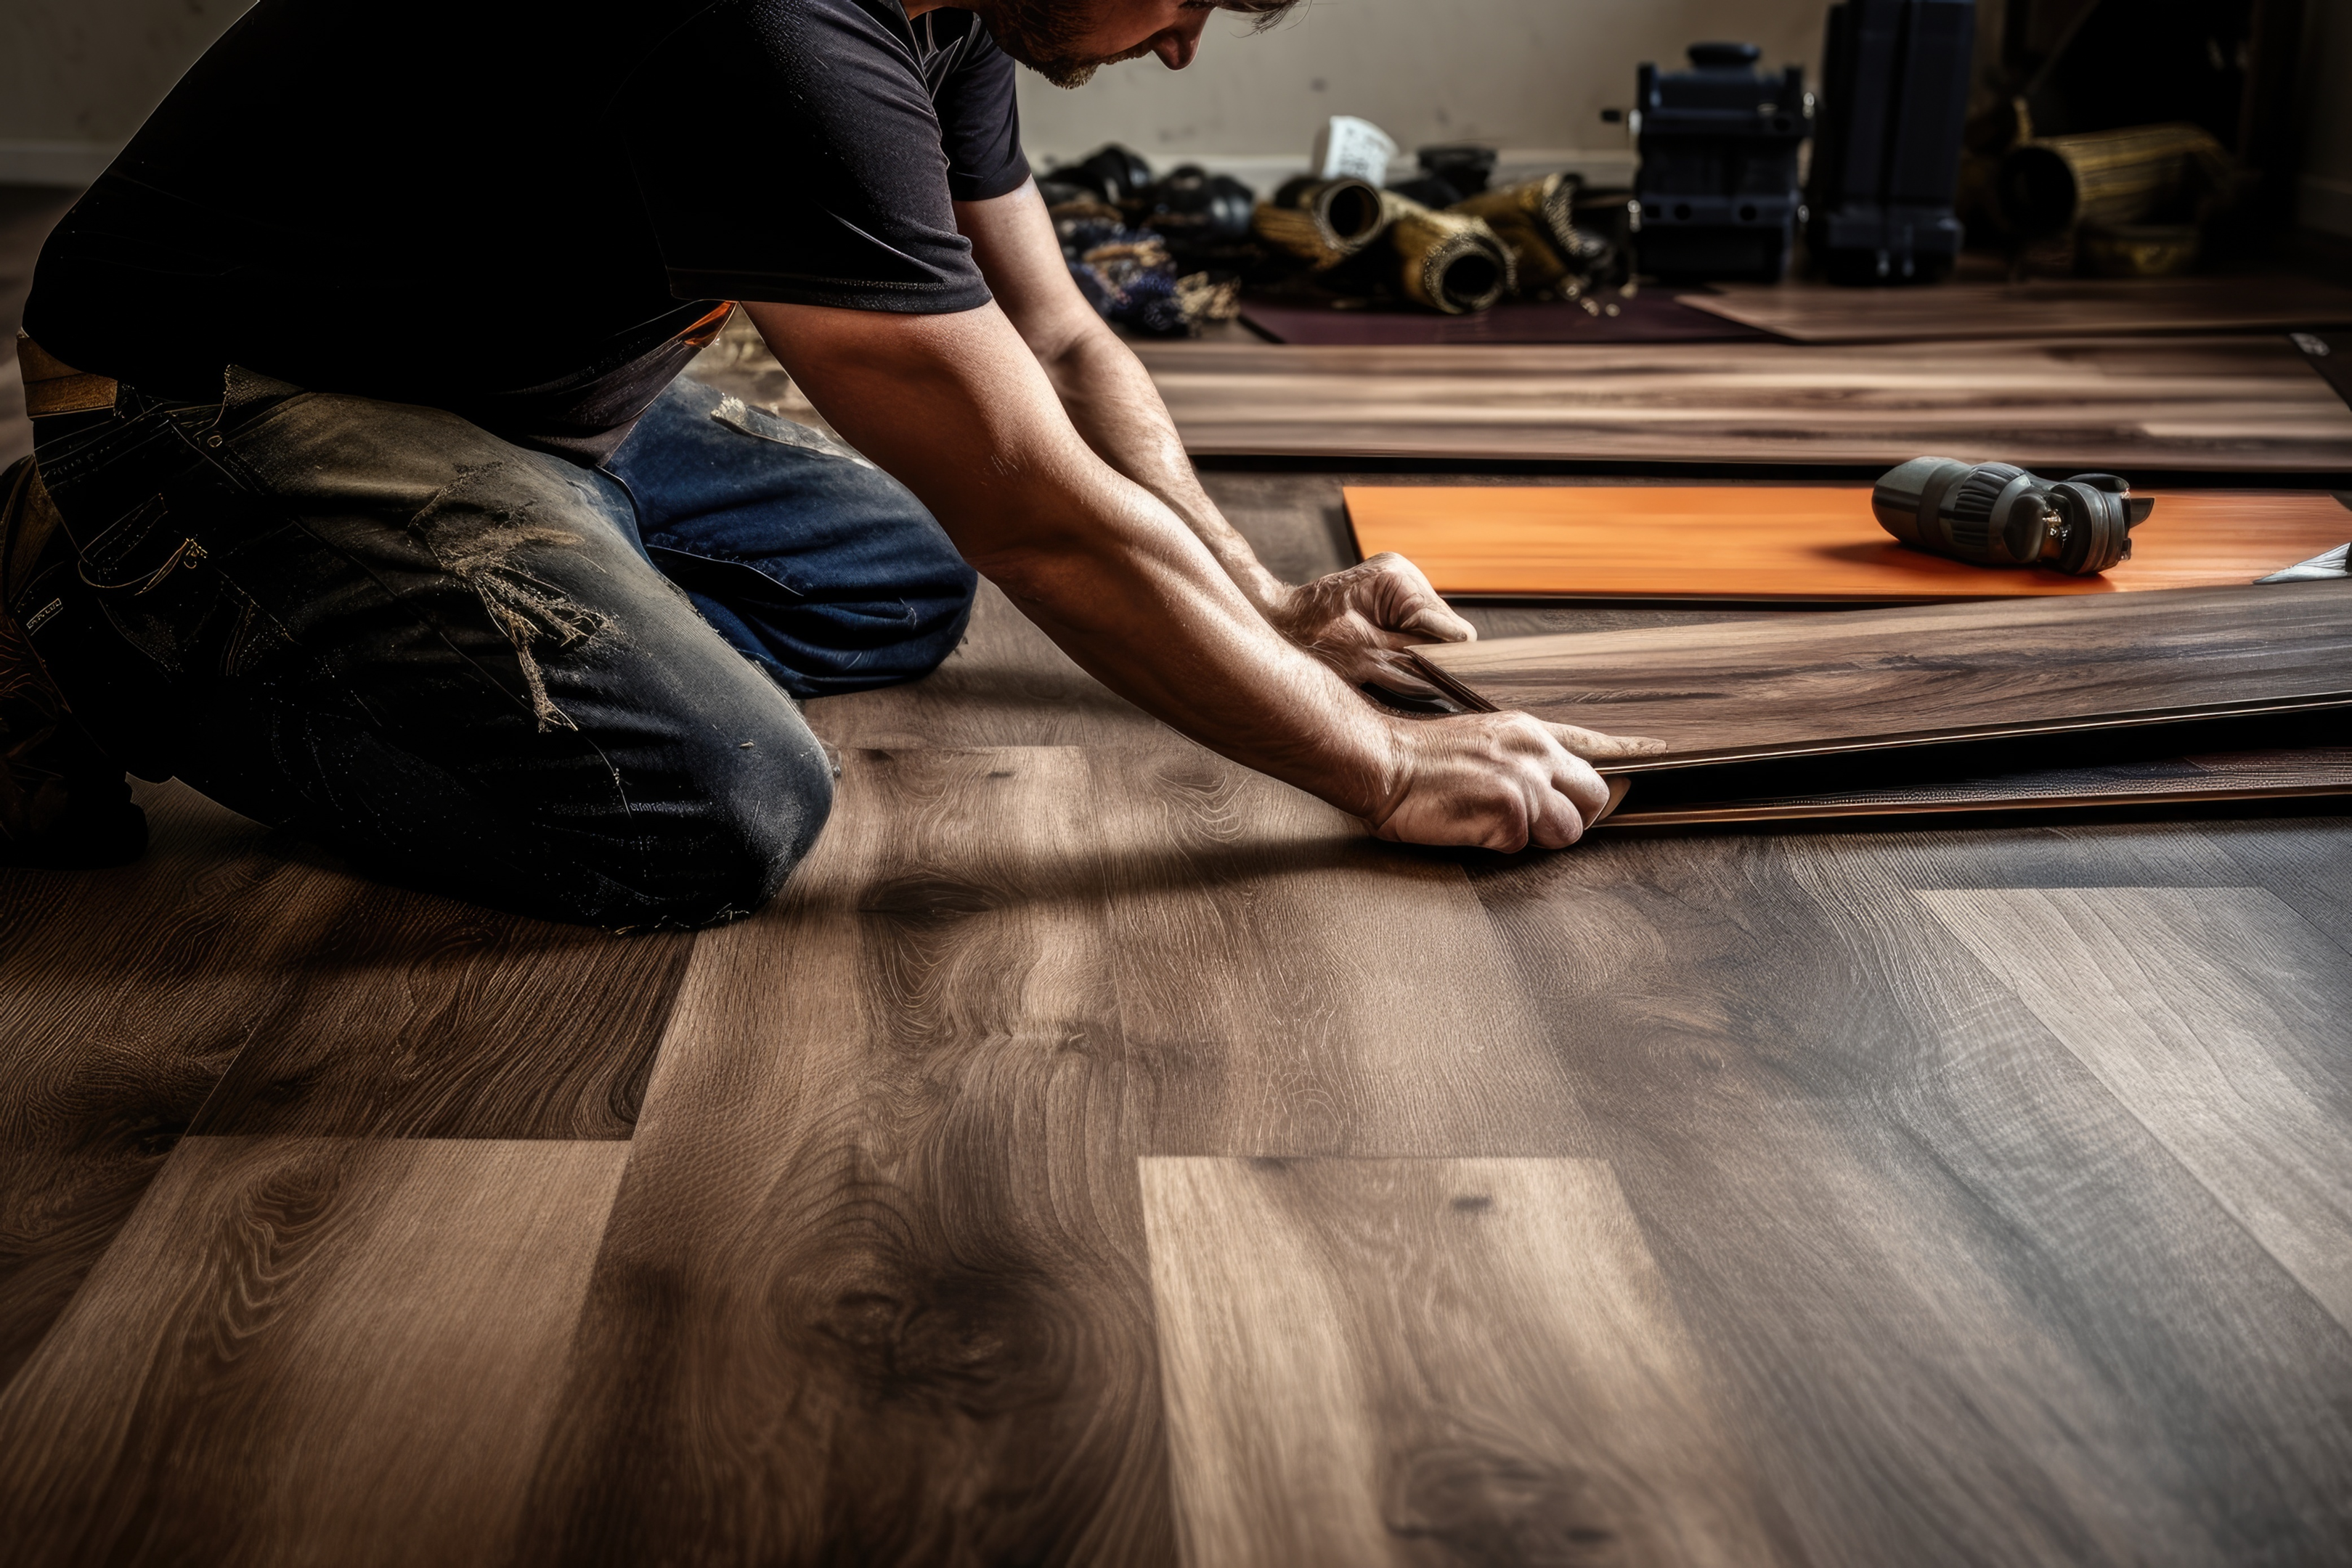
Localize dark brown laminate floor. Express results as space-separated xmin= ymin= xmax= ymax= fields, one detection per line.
xmin=1136 ymin=335 xmax=2352 ymax=470
xmin=2 ymin=471 xmax=2351 ymax=1561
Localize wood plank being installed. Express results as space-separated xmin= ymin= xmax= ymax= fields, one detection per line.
xmin=1608 ymin=748 xmax=2352 ymax=825
xmin=1346 ymin=485 xmax=2352 ymax=601
xmin=1919 ymin=886 xmax=2352 ymax=1332
xmin=1143 ymin=1156 xmax=1785 ymax=1568
xmin=516 ymin=746 xmax=1583 ymax=1568
xmin=1677 ymin=275 xmax=2352 ymax=343
xmin=1136 ymin=335 xmax=2352 ymax=468
xmin=1415 ymin=583 xmax=2352 ymax=770
xmin=1470 ymin=833 xmax=2352 ymax=1564
xmin=0 ymin=1136 xmax=627 ymax=1568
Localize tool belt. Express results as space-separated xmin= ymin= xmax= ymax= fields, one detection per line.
xmin=15 ymin=332 xmax=119 ymax=419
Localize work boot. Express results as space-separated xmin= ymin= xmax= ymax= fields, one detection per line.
xmin=0 ymin=455 xmax=146 ymax=867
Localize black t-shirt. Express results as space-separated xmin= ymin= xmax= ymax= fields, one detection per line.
xmin=25 ymin=0 xmax=1030 ymax=458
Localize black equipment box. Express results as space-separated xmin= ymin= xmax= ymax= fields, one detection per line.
xmin=1806 ymin=0 xmax=1976 ymax=284
xmin=1633 ymin=43 xmax=1812 ymax=282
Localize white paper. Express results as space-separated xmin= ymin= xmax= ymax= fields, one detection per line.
xmin=1309 ymin=116 xmax=1399 ymax=185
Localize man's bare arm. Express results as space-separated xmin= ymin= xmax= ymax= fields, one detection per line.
xmin=951 ymin=181 xmax=1480 ymax=697
xmin=743 ymin=294 xmax=1624 ymax=850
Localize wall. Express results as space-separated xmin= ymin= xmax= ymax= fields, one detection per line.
xmin=0 ymin=0 xmax=249 ymax=184
xmin=2295 ymin=0 xmax=2352 ymax=237
xmin=1018 ymin=0 xmax=1828 ymax=190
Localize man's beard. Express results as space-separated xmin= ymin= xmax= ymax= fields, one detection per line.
xmin=986 ymin=0 xmax=1153 ymax=89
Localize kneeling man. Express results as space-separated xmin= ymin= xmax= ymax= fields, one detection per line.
xmin=3 ymin=0 xmax=1642 ymax=925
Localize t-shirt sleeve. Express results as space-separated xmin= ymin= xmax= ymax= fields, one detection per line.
xmin=615 ymin=0 xmax=1004 ymax=312
xmin=937 ymin=20 xmax=1031 ymax=203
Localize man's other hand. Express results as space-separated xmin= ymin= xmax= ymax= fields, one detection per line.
xmin=1368 ymin=711 xmax=1664 ymax=852
xmin=1266 ymin=552 xmax=1476 ymax=693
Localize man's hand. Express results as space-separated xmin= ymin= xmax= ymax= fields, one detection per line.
xmin=1367 ymin=712 xmax=1614 ymax=849
xmin=1262 ymin=552 xmax=1477 ymax=693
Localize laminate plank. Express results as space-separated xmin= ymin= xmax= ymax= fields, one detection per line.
xmin=1346 ymin=484 xmax=2352 ymax=601
xmin=1094 ymin=747 xmax=1589 ymax=1156
xmin=1143 ymin=1155 xmax=1786 ymax=1568
xmin=805 ymin=578 xmax=1171 ymax=750
xmin=1416 ymin=584 xmax=2352 ymax=771
xmin=0 ymin=1135 xmax=627 ymax=1567
xmin=516 ymin=746 xmax=1163 ymax=1568
xmin=184 ymin=894 xmax=693 ymax=1140
xmin=1679 ymin=275 xmax=2352 ymax=343
xmin=0 ymin=783 xmax=367 ymax=1390
xmin=1470 ymin=831 xmax=2352 ymax=1565
xmin=518 ymin=745 xmax=1584 ymax=1567
xmin=1137 ymin=335 xmax=2352 ymax=468
xmin=1918 ymin=886 xmax=2352 ymax=1331
xmin=2196 ymin=817 xmax=2352 ymax=949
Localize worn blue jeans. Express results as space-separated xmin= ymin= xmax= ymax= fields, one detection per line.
xmin=24 ymin=372 xmax=974 ymax=926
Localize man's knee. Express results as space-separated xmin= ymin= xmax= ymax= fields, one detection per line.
xmin=589 ymin=719 xmax=837 ymax=928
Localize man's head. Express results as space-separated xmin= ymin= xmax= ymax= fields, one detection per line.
xmin=979 ymin=0 xmax=1303 ymax=89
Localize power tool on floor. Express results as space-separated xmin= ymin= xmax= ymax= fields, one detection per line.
xmin=1872 ymin=457 xmax=2153 ymax=576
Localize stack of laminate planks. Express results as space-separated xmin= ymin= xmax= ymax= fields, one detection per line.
xmin=1412 ymin=583 xmax=2352 ymax=825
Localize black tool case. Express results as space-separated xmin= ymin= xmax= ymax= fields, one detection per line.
xmin=1633 ymin=43 xmax=1812 ymax=282
xmin=1805 ymin=0 xmax=1976 ymax=284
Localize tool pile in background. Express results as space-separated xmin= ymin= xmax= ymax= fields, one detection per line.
xmin=1039 ymin=0 xmax=2309 ymax=338
xmin=1036 ymin=128 xmax=1631 ymax=333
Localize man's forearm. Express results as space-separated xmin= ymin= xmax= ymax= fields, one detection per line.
xmin=1035 ymin=324 xmax=1290 ymax=610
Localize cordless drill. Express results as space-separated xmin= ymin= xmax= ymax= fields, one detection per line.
xmin=1873 ymin=457 xmax=2154 ymax=576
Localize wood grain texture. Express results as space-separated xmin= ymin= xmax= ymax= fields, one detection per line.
xmin=0 ymin=783 xmax=365 ymax=1389
xmin=806 ymin=578 xmax=1170 ymax=750
xmin=1470 ymin=830 xmax=2352 ymax=1566
xmin=184 ymin=892 xmax=693 ymax=1140
xmin=1920 ymin=886 xmax=2352 ymax=1331
xmin=517 ymin=746 xmax=1163 ymax=1568
xmin=0 ymin=1135 xmax=627 ymax=1567
xmin=2197 ymin=817 xmax=2352 ymax=948
xmin=1137 ymin=335 xmax=2352 ymax=467
xmin=1678 ymin=274 xmax=2352 ymax=343
xmin=1347 ymin=484 xmax=2352 ymax=601
xmin=1144 ymin=1156 xmax=1786 ymax=1568
xmin=1417 ymin=583 xmax=2352 ymax=769
xmin=517 ymin=745 xmax=1584 ymax=1567
xmin=0 ymin=772 xmax=688 ymax=1397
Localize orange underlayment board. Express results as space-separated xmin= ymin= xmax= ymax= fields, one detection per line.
xmin=1344 ymin=486 xmax=2352 ymax=601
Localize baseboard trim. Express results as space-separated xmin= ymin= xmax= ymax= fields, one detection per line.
xmin=2300 ymin=173 xmax=2352 ymax=240
xmin=0 ymin=140 xmax=118 ymax=188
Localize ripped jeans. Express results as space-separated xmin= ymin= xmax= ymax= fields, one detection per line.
xmin=23 ymin=373 xmax=976 ymax=926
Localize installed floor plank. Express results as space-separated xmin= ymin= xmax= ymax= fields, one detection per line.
xmin=1096 ymin=748 xmax=1587 ymax=1157
xmin=1679 ymin=274 xmax=2352 ymax=343
xmin=1472 ymin=830 xmax=2352 ymax=1567
xmin=1139 ymin=335 xmax=2352 ymax=468
xmin=0 ymin=783 xmax=366 ymax=1387
xmin=186 ymin=893 xmax=692 ymax=1141
xmin=518 ymin=746 xmax=1169 ymax=1568
xmin=518 ymin=745 xmax=1584 ymax=1567
xmin=805 ymin=579 xmax=1171 ymax=750
xmin=1144 ymin=1155 xmax=1785 ymax=1568
xmin=1921 ymin=886 xmax=2352 ymax=1331
xmin=0 ymin=1135 xmax=626 ymax=1568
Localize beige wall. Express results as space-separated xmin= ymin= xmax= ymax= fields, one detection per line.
xmin=2297 ymin=0 xmax=2352 ymax=235
xmin=1019 ymin=0 xmax=1826 ymax=170
xmin=0 ymin=0 xmax=250 ymax=182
